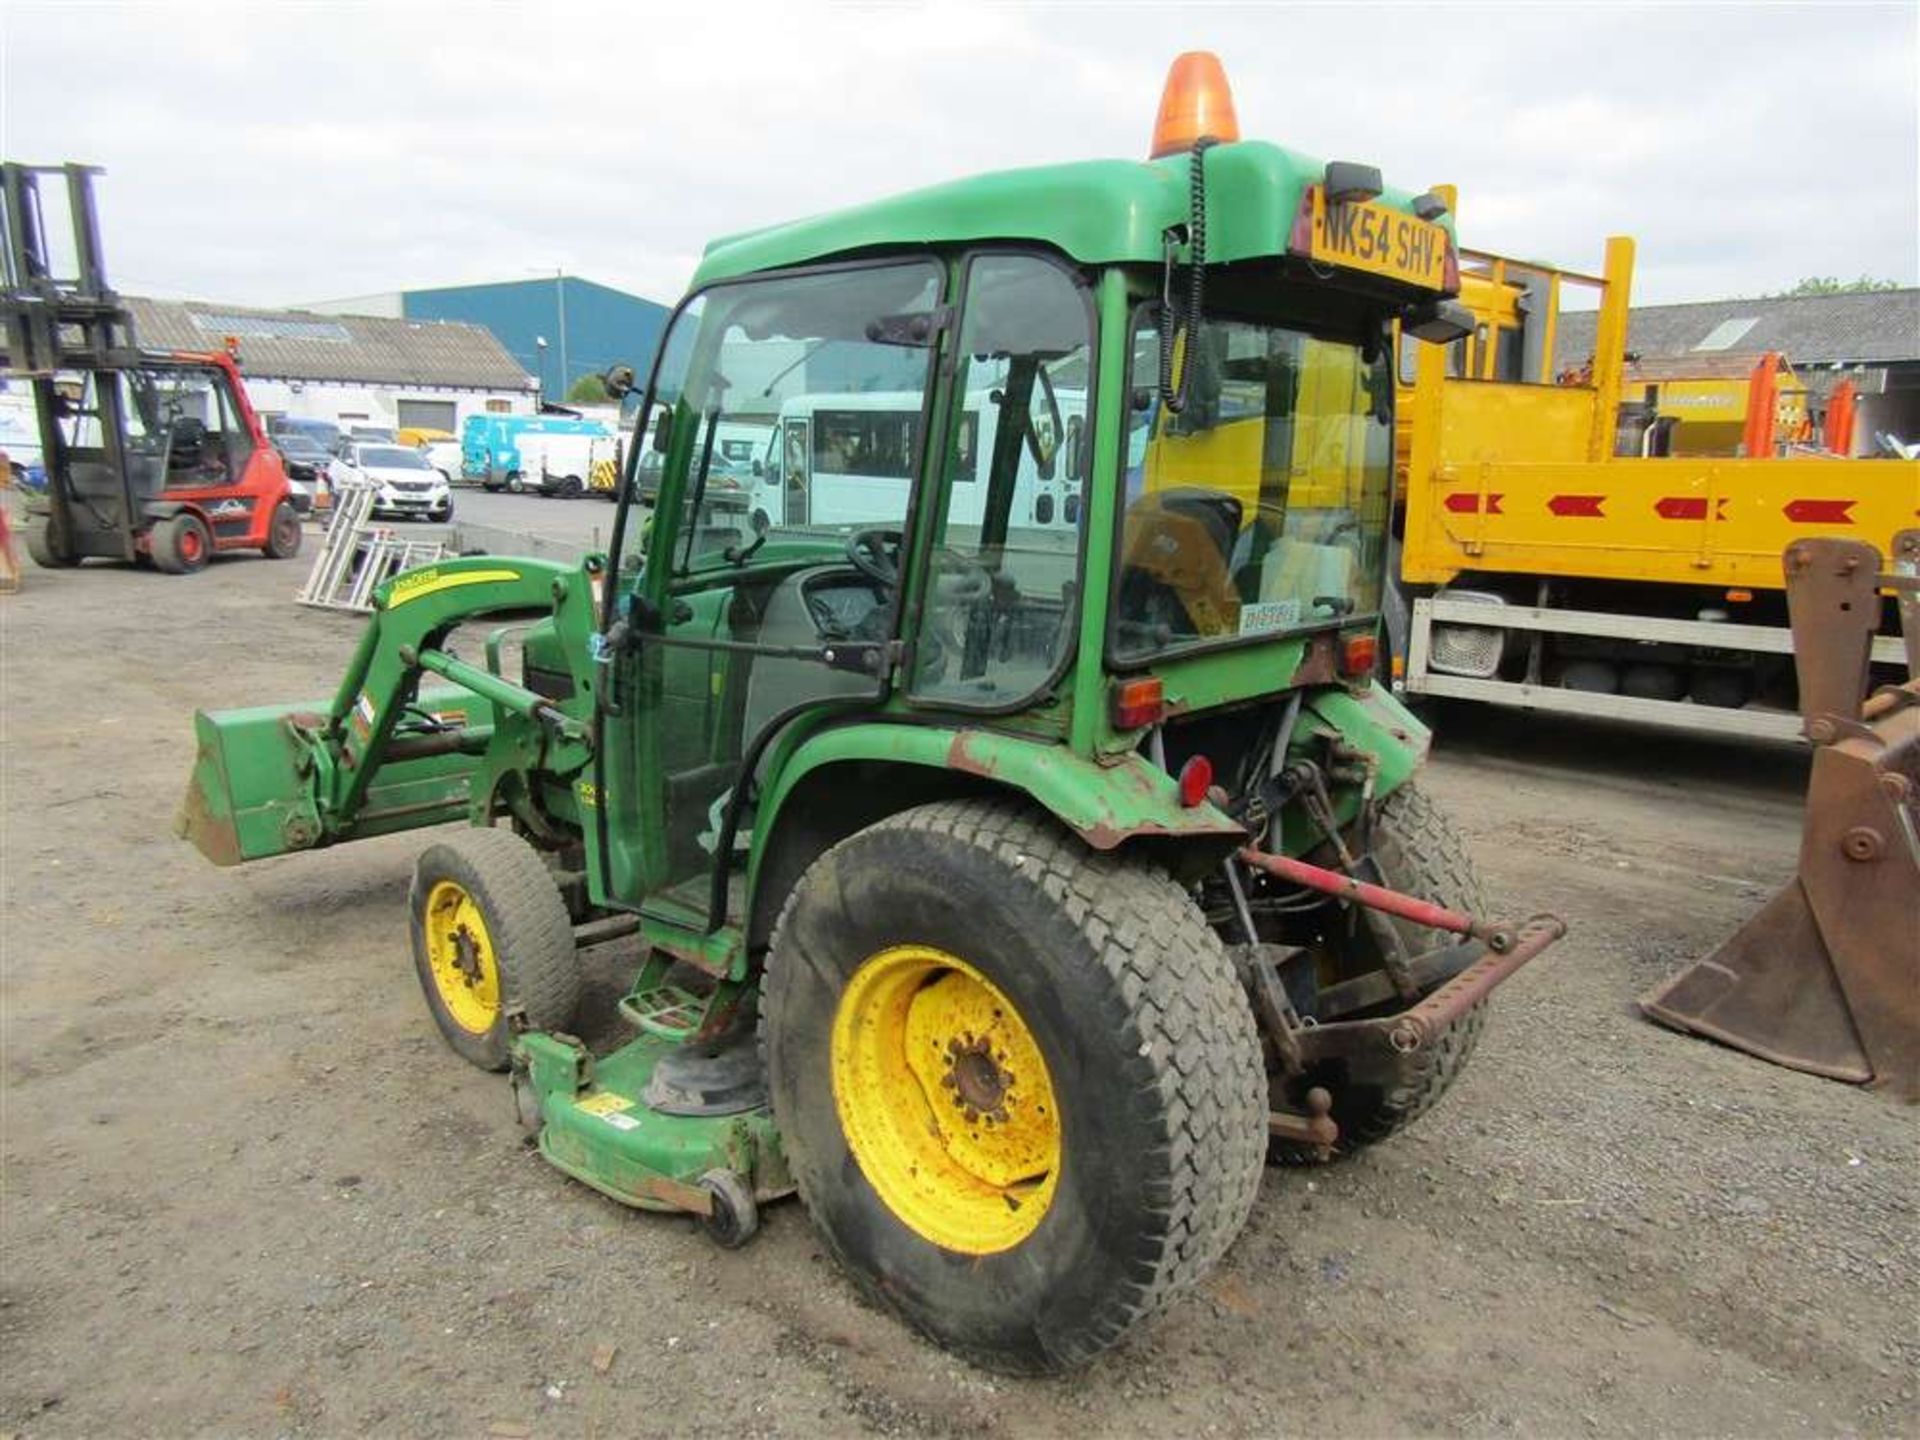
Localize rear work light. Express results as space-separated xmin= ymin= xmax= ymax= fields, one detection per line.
xmin=1111 ymin=676 xmax=1166 ymax=730
xmin=1340 ymin=631 xmax=1378 ymax=681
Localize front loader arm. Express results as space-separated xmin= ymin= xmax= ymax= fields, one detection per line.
xmin=181 ymin=556 xmax=603 ymax=865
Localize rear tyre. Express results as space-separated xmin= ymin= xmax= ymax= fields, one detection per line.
xmin=150 ymin=511 xmax=211 ymax=574
xmin=408 ymin=828 xmax=580 ymax=1071
xmin=763 ymin=800 xmax=1266 ymax=1374
xmin=26 ymin=514 xmax=79 ymax=568
xmin=263 ymin=500 xmax=303 ymax=559
xmin=1275 ymin=784 xmax=1487 ymax=1162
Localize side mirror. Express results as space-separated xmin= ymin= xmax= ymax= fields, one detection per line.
xmin=751 ymin=458 xmax=764 ymax=478
xmin=603 ymin=364 xmax=637 ymax=399
xmin=1404 ymin=299 xmax=1474 ymax=346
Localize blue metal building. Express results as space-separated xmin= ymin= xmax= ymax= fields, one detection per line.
xmin=391 ymin=277 xmax=669 ymax=402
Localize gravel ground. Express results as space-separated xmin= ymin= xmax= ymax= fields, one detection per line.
xmin=1 ymin=530 xmax=1914 ymax=1438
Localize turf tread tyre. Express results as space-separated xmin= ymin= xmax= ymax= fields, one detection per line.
xmin=762 ymin=799 xmax=1266 ymax=1374
xmin=408 ymin=827 xmax=579 ymax=1071
xmin=1279 ymin=784 xmax=1486 ymax=1161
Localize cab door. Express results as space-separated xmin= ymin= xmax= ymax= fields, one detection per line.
xmin=593 ymin=259 xmax=949 ymax=926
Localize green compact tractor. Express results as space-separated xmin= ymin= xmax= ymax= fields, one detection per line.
xmin=181 ymin=54 xmax=1562 ymax=1372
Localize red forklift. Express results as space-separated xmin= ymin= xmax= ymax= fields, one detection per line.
xmin=1 ymin=163 xmax=302 ymax=573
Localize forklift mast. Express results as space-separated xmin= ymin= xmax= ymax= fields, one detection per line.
xmin=1 ymin=162 xmax=140 ymax=371
xmin=2 ymin=163 xmax=147 ymax=561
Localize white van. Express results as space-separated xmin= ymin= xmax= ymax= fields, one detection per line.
xmin=748 ymin=389 xmax=1086 ymax=537
xmin=521 ymin=431 xmax=618 ymax=498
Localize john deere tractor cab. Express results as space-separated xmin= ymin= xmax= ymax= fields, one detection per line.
xmin=1 ymin=162 xmax=302 ymax=572
xmin=180 ymin=55 xmax=1559 ymax=1372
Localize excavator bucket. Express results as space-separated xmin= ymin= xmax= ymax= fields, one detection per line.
xmin=1641 ymin=531 xmax=1920 ymax=1099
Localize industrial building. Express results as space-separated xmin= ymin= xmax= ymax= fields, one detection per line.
xmin=308 ymin=276 xmax=670 ymax=402
xmin=121 ymin=297 xmax=538 ymax=435
xmin=1555 ymin=287 xmax=1920 ymax=453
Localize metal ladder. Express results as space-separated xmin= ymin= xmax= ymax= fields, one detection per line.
xmin=297 ymin=478 xmax=447 ymax=612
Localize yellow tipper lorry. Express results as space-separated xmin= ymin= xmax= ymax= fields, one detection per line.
xmin=1387 ymin=233 xmax=1916 ymax=739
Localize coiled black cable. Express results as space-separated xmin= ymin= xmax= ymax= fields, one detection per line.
xmin=1160 ymin=136 xmax=1218 ymax=416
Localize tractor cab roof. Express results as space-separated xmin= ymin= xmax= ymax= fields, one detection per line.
xmin=691 ymin=141 xmax=1455 ymax=289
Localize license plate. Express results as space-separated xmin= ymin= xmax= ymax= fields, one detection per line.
xmin=1299 ymin=185 xmax=1450 ymax=289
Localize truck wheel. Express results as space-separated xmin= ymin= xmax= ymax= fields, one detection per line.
xmin=762 ymin=800 xmax=1266 ymax=1374
xmin=26 ymin=515 xmax=79 ymax=568
xmin=505 ymin=471 xmax=526 ymax=494
xmin=150 ymin=512 xmax=211 ymax=574
xmin=408 ymin=828 xmax=580 ymax=1071
xmin=263 ymin=501 xmax=303 ymax=559
xmin=1276 ymin=784 xmax=1487 ymax=1163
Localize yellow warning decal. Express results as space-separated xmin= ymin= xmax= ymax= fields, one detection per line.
xmin=576 ymin=780 xmax=599 ymax=808
xmin=574 ymin=1091 xmax=633 ymax=1117
xmin=386 ymin=566 xmax=524 ymax=608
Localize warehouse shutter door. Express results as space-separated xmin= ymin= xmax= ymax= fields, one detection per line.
xmin=396 ymin=399 xmax=458 ymax=433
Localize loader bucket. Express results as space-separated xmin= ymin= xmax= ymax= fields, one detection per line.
xmin=1641 ymin=533 xmax=1920 ymax=1100
xmin=178 ymin=684 xmax=501 ymax=865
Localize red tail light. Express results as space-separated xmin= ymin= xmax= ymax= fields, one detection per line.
xmin=1177 ymin=755 xmax=1213 ymax=808
xmin=1111 ymin=676 xmax=1166 ymax=730
xmin=1340 ymin=631 xmax=1378 ymax=680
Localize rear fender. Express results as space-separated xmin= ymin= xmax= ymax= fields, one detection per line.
xmin=760 ymin=723 xmax=1245 ymax=853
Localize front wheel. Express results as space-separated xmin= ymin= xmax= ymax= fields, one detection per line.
xmin=26 ymin=513 xmax=79 ymax=568
xmin=408 ymin=828 xmax=580 ymax=1070
xmin=505 ymin=471 xmax=525 ymax=494
xmin=763 ymin=801 xmax=1266 ymax=1374
xmin=430 ymin=498 xmax=454 ymax=523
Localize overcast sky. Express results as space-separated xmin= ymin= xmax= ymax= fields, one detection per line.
xmin=1 ymin=1 xmax=1914 ymax=316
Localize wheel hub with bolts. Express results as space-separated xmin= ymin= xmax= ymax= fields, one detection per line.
xmin=942 ymin=1033 xmax=1012 ymax=1125
xmin=831 ymin=944 xmax=1061 ymax=1254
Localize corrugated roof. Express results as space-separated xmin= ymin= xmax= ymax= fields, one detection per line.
xmin=126 ymin=297 xmax=534 ymax=391
xmin=1554 ymin=289 xmax=1920 ymax=370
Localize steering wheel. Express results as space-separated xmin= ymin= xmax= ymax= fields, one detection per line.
xmin=846 ymin=527 xmax=994 ymax=607
xmin=845 ymin=527 xmax=903 ymax=586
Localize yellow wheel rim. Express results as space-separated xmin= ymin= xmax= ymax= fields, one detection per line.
xmin=423 ymin=880 xmax=501 ymax=1035
xmin=830 ymin=944 xmax=1060 ymax=1255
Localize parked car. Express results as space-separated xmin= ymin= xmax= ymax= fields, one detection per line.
xmin=348 ymin=425 xmax=398 ymax=445
xmin=270 ymin=415 xmax=343 ymax=454
xmin=330 ymin=442 xmax=453 ymax=521
xmin=275 ymin=432 xmax=330 ymax=481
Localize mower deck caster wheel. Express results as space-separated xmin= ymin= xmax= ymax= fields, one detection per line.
xmin=698 ymin=1169 xmax=758 ymax=1249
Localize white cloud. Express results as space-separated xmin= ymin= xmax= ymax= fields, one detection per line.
xmin=0 ymin=0 xmax=1911 ymax=312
